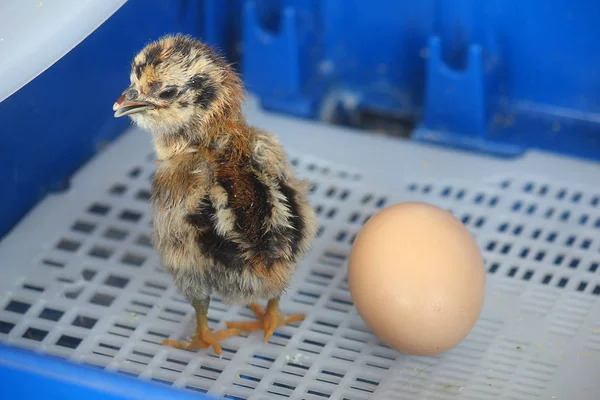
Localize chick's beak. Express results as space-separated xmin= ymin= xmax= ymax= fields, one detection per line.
xmin=113 ymin=94 xmax=155 ymax=118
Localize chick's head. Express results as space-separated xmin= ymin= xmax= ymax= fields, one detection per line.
xmin=113 ymin=34 xmax=243 ymax=136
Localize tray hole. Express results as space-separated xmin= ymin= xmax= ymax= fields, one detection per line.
xmin=89 ymin=245 xmax=113 ymax=259
xmin=511 ymin=201 xmax=522 ymax=212
xmin=475 ymin=217 xmax=486 ymax=228
xmin=488 ymin=263 xmax=499 ymax=274
xmin=579 ymin=214 xmax=589 ymax=225
xmin=356 ymin=376 xmax=380 ymax=386
xmin=326 ymin=208 xmax=337 ymax=219
xmin=5 ymin=300 xmax=30 ymax=314
xmin=151 ymin=378 xmax=173 ymax=386
xmin=64 ymin=287 xmax=84 ymax=300
xmin=589 ymin=262 xmax=599 ymax=273
xmin=542 ymin=274 xmax=553 ymax=285
xmin=456 ymin=189 xmax=466 ymax=200
xmin=526 ymin=204 xmax=537 ymax=215
xmin=82 ymin=269 xmax=97 ymax=281
xmin=513 ymin=225 xmax=523 ymax=235
xmin=535 ymin=251 xmax=546 ymax=262
xmin=565 ymin=235 xmax=576 ymax=247
xmin=316 ymin=226 xmax=325 ymax=237
xmin=42 ymin=259 xmax=65 ymax=268
xmin=501 ymin=244 xmax=512 ymax=254
xmin=145 ymin=281 xmax=167 ymax=291
xmin=105 ymin=274 xmax=130 ymax=288
xmin=128 ymin=167 xmax=143 ymax=178
xmin=569 ymin=258 xmax=580 ymax=269
xmin=577 ymin=282 xmax=588 ymax=292
xmin=554 ymin=254 xmax=564 ymax=266
xmin=522 ymin=270 xmax=534 ymax=281
xmin=498 ymin=222 xmax=508 ymax=233
xmin=121 ymin=252 xmax=146 ymax=267
xmin=119 ymin=210 xmax=142 ymax=223
xmin=113 ymin=322 xmax=136 ymax=332
xmin=361 ymin=194 xmax=373 ymax=204
xmin=307 ymin=389 xmax=331 ymax=398
xmin=131 ymin=299 xmax=153 ymax=310
xmin=507 ymin=267 xmax=518 ymax=277
xmin=136 ymin=189 xmax=151 ymax=201
xmin=104 ymin=227 xmax=128 ymax=241
xmin=593 ymin=285 xmax=600 ymax=295
xmin=581 ymin=239 xmax=592 ymax=249
xmin=22 ymin=283 xmax=44 ymax=292
xmin=88 ymin=203 xmax=111 ymax=216
xmin=56 ymin=238 xmax=81 ymax=252
xmin=339 ymin=189 xmax=350 ymax=200
xmin=135 ymin=234 xmax=153 ymax=247
xmin=366 ymin=361 xmax=390 ymax=370
xmin=0 ymin=321 xmax=15 ymax=334
xmin=486 ymin=241 xmax=497 ymax=251
xmin=72 ymin=220 xmax=96 ymax=234
xmin=223 ymin=395 xmax=245 ymax=400
xmin=23 ymin=327 xmax=48 ymax=341
xmin=531 ymin=228 xmax=542 ymax=239
xmin=89 ymin=293 xmax=115 ymax=307
xmin=39 ymin=307 xmax=64 ymax=321
xmin=545 ymin=207 xmax=555 ymax=218
xmin=56 ymin=334 xmax=82 ymax=349
xmin=519 ymin=248 xmax=529 ymax=258
xmin=376 ymin=197 xmax=387 ymax=208
xmin=556 ymin=277 xmax=569 ymax=288
xmin=348 ymin=212 xmax=360 ymax=223
xmin=109 ymin=183 xmax=127 ymax=195
xmin=73 ymin=315 xmax=97 ymax=329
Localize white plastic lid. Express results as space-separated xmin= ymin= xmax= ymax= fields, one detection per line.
xmin=0 ymin=0 xmax=126 ymax=103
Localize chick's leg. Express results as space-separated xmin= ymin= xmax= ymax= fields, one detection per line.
xmin=163 ymin=298 xmax=240 ymax=356
xmin=226 ymin=297 xmax=305 ymax=342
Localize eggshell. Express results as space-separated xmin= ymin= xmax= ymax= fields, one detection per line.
xmin=348 ymin=202 xmax=485 ymax=356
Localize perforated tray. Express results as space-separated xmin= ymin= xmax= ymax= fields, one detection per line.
xmin=1 ymin=97 xmax=599 ymax=400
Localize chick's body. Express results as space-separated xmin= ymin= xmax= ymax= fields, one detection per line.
xmin=152 ymin=127 xmax=315 ymax=306
xmin=113 ymin=35 xmax=316 ymax=355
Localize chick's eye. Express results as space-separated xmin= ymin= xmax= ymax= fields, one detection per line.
xmin=159 ymin=88 xmax=178 ymax=100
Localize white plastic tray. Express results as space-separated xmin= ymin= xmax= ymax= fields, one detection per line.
xmin=1 ymin=97 xmax=599 ymax=399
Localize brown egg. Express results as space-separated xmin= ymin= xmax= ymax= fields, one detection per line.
xmin=348 ymin=202 xmax=485 ymax=356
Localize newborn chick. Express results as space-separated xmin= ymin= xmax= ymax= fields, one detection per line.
xmin=113 ymin=34 xmax=317 ymax=355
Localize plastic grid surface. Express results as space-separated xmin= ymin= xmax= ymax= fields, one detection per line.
xmin=0 ymin=102 xmax=599 ymax=400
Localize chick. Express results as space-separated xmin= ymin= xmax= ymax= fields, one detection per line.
xmin=113 ymin=34 xmax=317 ymax=355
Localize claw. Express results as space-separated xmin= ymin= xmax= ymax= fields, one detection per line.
xmin=226 ymin=298 xmax=305 ymax=342
xmin=163 ymin=327 xmax=240 ymax=356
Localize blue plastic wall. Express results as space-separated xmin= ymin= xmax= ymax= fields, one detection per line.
xmin=238 ymin=0 xmax=600 ymax=162
xmin=0 ymin=343 xmax=214 ymax=399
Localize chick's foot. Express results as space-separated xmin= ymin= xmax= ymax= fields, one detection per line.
xmin=163 ymin=327 xmax=240 ymax=356
xmin=226 ymin=299 xmax=305 ymax=342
